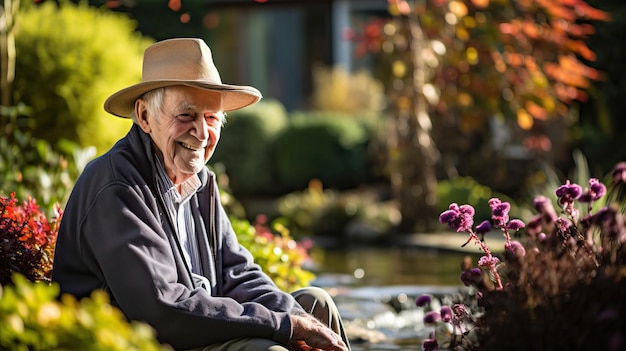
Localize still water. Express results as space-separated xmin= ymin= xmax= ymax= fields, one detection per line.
xmin=310 ymin=246 xmax=474 ymax=287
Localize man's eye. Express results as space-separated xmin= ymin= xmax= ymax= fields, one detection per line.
xmin=205 ymin=114 xmax=223 ymax=125
xmin=178 ymin=113 xmax=195 ymax=121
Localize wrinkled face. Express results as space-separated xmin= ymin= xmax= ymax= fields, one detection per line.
xmin=135 ymin=85 xmax=225 ymax=185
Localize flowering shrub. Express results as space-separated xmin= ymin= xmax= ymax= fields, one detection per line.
xmin=0 ymin=193 xmax=62 ymax=285
xmin=231 ymin=214 xmax=316 ymax=292
xmin=0 ymin=193 xmax=169 ymax=349
xmin=419 ymin=162 xmax=626 ymax=350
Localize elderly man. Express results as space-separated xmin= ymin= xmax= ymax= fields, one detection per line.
xmin=52 ymin=38 xmax=351 ymax=351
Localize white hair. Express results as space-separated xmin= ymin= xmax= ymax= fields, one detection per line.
xmin=130 ymin=87 xmax=165 ymax=124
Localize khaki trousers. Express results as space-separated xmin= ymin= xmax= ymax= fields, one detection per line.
xmin=193 ymin=286 xmax=351 ymax=351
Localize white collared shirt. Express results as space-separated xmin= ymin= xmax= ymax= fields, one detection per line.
xmin=154 ymin=156 xmax=211 ymax=291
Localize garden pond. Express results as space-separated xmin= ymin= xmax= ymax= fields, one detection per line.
xmin=310 ymin=246 xmax=478 ymax=350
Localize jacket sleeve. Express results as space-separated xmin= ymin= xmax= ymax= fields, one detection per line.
xmin=79 ymin=182 xmax=294 ymax=350
xmin=212 ymin=190 xmax=306 ymax=317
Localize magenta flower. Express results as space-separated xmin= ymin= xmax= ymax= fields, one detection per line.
xmin=478 ymin=255 xmax=500 ymax=269
xmin=508 ymin=219 xmax=525 ymax=231
xmin=423 ymin=337 xmax=439 ymax=351
xmin=555 ymin=217 xmax=572 ymax=233
xmin=440 ymin=306 xmax=453 ymax=322
xmin=439 ymin=203 xmax=475 ymax=233
xmin=424 ymin=311 xmax=441 ymax=324
xmin=612 ymin=162 xmax=626 ymax=183
xmin=555 ymin=180 xmax=583 ymax=206
xmin=460 ymin=268 xmax=483 ymax=287
xmin=452 ymin=303 xmax=469 ymax=319
xmin=416 ymin=294 xmax=432 ymax=307
xmin=525 ymin=215 xmax=543 ymax=236
xmin=579 ymin=178 xmax=607 ymax=203
xmin=504 ymin=240 xmax=526 ymax=260
xmin=533 ymin=195 xmax=558 ymax=222
xmin=587 ymin=207 xmax=626 ymax=241
xmin=475 ymin=220 xmax=492 ymax=234
xmin=489 ymin=198 xmax=510 ymax=227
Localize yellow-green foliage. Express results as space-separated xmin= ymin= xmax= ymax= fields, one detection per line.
xmin=277 ymin=179 xmax=339 ymax=238
xmin=0 ymin=274 xmax=171 ymax=351
xmin=13 ymin=1 xmax=153 ymax=154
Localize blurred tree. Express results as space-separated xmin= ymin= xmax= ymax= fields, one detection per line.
xmin=0 ymin=0 xmax=19 ymax=110
xmin=356 ymin=0 xmax=608 ymax=232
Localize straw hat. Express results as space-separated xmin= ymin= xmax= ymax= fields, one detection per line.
xmin=104 ymin=38 xmax=262 ymax=118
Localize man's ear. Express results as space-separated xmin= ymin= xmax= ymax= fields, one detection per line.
xmin=135 ymin=99 xmax=151 ymax=133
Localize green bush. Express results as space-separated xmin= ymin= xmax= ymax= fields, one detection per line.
xmin=276 ymin=180 xmax=398 ymax=241
xmin=0 ymin=275 xmax=170 ymax=351
xmin=210 ymin=98 xmax=289 ymax=197
xmin=13 ymin=1 xmax=152 ymax=154
xmin=0 ymin=106 xmax=95 ymax=215
xmin=276 ymin=180 xmax=339 ymax=239
xmin=273 ymin=111 xmax=370 ymax=192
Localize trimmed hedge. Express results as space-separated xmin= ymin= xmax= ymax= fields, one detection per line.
xmin=210 ymin=98 xmax=289 ymax=197
xmin=273 ymin=111 xmax=371 ymax=192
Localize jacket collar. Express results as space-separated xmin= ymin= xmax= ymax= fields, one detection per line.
xmin=124 ymin=124 xmax=210 ymax=192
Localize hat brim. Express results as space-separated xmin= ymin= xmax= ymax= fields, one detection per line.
xmin=104 ymin=80 xmax=263 ymax=118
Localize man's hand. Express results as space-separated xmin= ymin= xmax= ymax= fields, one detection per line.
xmin=289 ymin=314 xmax=349 ymax=351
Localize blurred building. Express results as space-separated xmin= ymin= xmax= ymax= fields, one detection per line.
xmin=110 ymin=0 xmax=387 ymax=111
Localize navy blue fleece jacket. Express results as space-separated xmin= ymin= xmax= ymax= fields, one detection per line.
xmin=52 ymin=124 xmax=302 ymax=350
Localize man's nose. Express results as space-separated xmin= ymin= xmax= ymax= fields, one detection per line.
xmin=192 ymin=116 xmax=210 ymax=140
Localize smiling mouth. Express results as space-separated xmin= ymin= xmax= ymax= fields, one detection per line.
xmin=179 ymin=142 xmax=203 ymax=151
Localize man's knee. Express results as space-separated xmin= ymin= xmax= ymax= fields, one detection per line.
xmin=199 ymin=338 xmax=288 ymax=351
xmin=292 ymin=286 xmax=334 ymax=307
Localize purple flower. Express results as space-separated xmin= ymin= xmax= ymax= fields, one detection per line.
xmin=416 ymin=294 xmax=432 ymax=307
xmin=588 ymin=206 xmax=613 ymax=225
xmin=555 ymin=217 xmax=572 ymax=233
xmin=525 ymin=215 xmax=543 ymax=236
xmin=478 ymin=255 xmax=500 ymax=268
xmin=588 ymin=207 xmax=626 ymax=241
xmin=460 ymin=268 xmax=483 ymax=286
xmin=439 ymin=208 xmax=458 ymax=224
xmin=452 ymin=303 xmax=469 ymax=319
xmin=612 ymin=162 xmax=626 ymax=184
xmin=555 ymin=180 xmax=583 ymax=205
xmin=423 ymin=338 xmax=439 ymax=351
xmin=579 ymin=178 xmax=607 ymax=203
xmin=533 ymin=195 xmax=558 ymax=221
xmin=489 ymin=198 xmax=510 ymax=227
xmin=439 ymin=203 xmax=475 ymax=232
xmin=440 ymin=305 xmax=453 ymax=322
xmin=424 ymin=311 xmax=441 ymax=324
xmin=504 ymin=240 xmax=526 ymax=260
xmin=475 ymin=220 xmax=492 ymax=234
xmin=508 ymin=219 xmax=525 ymax=231
xmin=533 ymin=195 xmax=550 ymax=213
